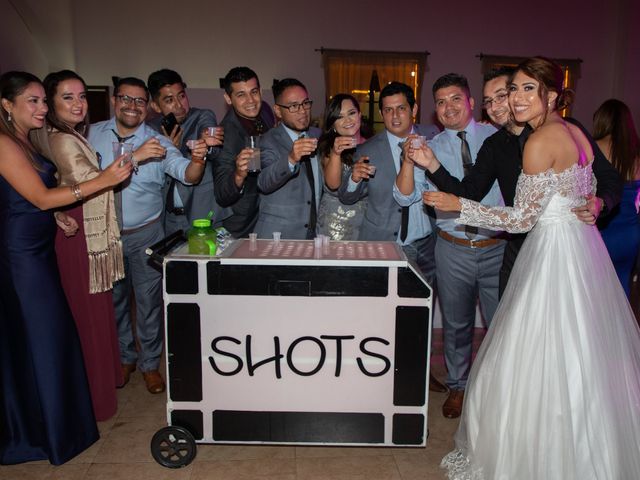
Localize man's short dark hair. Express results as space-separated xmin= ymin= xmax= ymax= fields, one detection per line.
xmin=483 ymin=66 xmax=515 ymax=85
xmin=113 ymin=77 xmax=149 ymax=99
xmin=223 ymin=67 xmax=260 ymax=95
xmin=378 ymin=81 xmax=415 ymax=111
xmin=147 ymin=69 xmax=185 ymax=99
xmin=432 ymin=73 xmax=470 ymax=99
xmin=272 ymin=78 xmax=306 ymax=103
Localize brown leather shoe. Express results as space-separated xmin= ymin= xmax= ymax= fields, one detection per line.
xmin=442 ymin=389 xmax=464 ymax=418
xmin=118 ymin=363 xmax=136 ymax=388
xmin=429 ymin=373 xmax=449 ymax=393
xmin=143 ymin=370 xmax=166 ymax=394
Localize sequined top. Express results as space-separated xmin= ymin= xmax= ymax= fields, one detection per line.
xmin=318 ymin=165 xmax=367 ymax=240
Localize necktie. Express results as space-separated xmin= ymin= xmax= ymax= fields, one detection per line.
xmin=398 ymin=141 xmax=409 ymax=243
xmin=111 ymin=130 xmax=134 ymax=231
xmin=457 ymin=131 xmax=478 ymax=237
xmin=299 ymin=133 xmax=317 ymax=238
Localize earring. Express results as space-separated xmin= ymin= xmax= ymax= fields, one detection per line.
xmin=7 ymin=111 xmax=11 ymax=122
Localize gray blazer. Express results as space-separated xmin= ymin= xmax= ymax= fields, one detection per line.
xmin=255 ymin=124 xmax=322 ymax=239
xmin=338 ymin=124 xmax=439 ymax=241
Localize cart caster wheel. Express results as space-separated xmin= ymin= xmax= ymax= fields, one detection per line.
xmin=150 ymin=426 xmax=196 ymax=468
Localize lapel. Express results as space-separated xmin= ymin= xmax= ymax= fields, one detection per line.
xmin=274 ymin=123 xmax=294 ymax=153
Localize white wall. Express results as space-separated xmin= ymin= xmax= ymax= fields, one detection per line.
xmin=3 ymin=0 xmax=638 ymax=127
xmin=0 ymin=0 xmax=49 ymax=75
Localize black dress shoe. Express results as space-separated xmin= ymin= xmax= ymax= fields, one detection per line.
xmin=443 ymin=389 xmax=464 ymax=418
xmin=429 ymin=373 xmax=448 ymax=393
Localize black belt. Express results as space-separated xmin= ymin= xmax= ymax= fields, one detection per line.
xmin=166 ymin=207 xmax=186 ymax=216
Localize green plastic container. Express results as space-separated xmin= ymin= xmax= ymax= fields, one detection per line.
xmin=188 ymin=219 xmax=217 ymax=255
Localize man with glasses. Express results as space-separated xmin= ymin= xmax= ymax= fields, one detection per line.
xmin=88 ymin=77 xmax=207 ymax=395
xmin=338 ymin=81 xmax=445 ymax=393
xmin=416 ymin=67 xmax=621 ymax=297
xmin=147 ymin=69 xmax=230 ymax=235
xmin=254 ymin=78 xmax=321 ymax=239
xmin=213 ymin=67 xmax=276 ymax=238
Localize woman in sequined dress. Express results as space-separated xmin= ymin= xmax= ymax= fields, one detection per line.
xmin=317 ymin=94 xmax=367 ymax=240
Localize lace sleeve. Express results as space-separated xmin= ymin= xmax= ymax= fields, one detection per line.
xmin=457 ymin=171 xmax=556 ymax=233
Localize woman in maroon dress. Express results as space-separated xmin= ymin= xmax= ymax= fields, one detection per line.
xmin=38 ymin=70 xmax=124 ymax=421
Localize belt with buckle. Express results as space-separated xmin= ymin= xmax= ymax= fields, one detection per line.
xmin=166 ymin=207 xmax=186 ymax=216
xmin=438 ymin=230 xmax=503 ymax=248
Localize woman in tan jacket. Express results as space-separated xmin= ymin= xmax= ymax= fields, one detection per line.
xmin=38 ymin=70 xmax=124 ymax=421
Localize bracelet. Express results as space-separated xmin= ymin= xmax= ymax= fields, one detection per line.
xmin=70 ymin=183 xmax=83 ymax=201
xmin=191 ymin=157 xmax=206 ymax=166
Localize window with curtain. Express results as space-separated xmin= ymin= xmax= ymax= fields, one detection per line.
xmin=479 ymin=54 xmax=582 ymax=118
xmin=321 ymin=48 xmax=428 ymax=135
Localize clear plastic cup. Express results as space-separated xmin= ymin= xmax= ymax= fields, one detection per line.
xmin=112 ymin=142 xmax=134 ymax=168
xmin=246 ymin=136 xmax=261 ymax=172
xmin=411 ymin=136 xmax=427 ymax=149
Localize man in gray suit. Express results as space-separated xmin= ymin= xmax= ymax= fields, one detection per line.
xmin=147 ymin=69 xmax=230 ymax=233
xmin=339 ymin=81 xmax=439 ymax=279
xmin=213 ymin=67 xmax=275 ymax=238
xmin=338 ymin=81 xmax=445 ymax=393
xmin=255 ymin=78 xmax=321 ymax=239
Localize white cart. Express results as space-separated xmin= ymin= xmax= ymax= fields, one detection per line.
xmin=151 ymin=239 xmax=433 ymax=468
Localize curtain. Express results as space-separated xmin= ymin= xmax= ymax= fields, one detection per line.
xmin=321 ymin=48 xmax=428 ymax=125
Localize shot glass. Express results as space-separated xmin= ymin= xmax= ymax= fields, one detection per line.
xmin=368 ymin=164 xmax=377 ymax=178
xmin=248 ymin=232 xmax=258 ymax=251
xmin=273 ymin=231 xmax=281 ymax=243
xmin=246 ymin=136 xmax=261 ymax=173
xmin=186 ymin=139 xmax=198 ymax=150
xmin=411 ymin=136 xmax=427 ymax=149
xmin=112 ymin=142 xmax=135 ymax=169
xmin=205 ymin=126 xmax=222 ymax=137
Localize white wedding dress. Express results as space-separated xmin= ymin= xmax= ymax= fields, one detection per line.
xmin=441 ymin=162 xmax=640 ymax=479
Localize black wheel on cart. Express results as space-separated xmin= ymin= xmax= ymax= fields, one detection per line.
xmin=150 ymin=426 xmax=197 ymax=468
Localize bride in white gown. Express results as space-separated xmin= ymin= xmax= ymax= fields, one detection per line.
xmin=423 ymin=57 xmax=640 ymax=479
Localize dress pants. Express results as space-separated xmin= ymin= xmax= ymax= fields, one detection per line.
xmin=113 ymin=219 xmax=165 ymax=372
xmin=164 ymin=208 xmax=190 ymax=237
xmin=435 ymin=236 xmax=505 ymax=390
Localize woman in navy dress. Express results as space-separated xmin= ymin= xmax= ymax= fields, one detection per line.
xmin=594 ymin=99 xmax=640 ymax=297
xmin=0 ymin=71 xmax=131 ymax=465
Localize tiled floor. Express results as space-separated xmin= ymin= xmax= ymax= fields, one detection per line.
xmin=0 ymin=329 xmax=476 ymax=480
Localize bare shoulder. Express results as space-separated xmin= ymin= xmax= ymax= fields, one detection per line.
xmin=0 ymin=135 xmax=35 ymax=177
xmin=565 ymin=122 xmax=593 ymax=160
xmin=0 ymin=134 xmax=26 ymax=158
xmin=522 ymin=127 xmax=556 ymax=175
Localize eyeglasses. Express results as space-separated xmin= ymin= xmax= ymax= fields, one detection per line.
xmin=276 ymin=99 xmax=313 ymax=113
xmin=115 ymin=94 xmax=148 ymax=107
xmin=482 ymin=92 xmax=508 ymax=109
